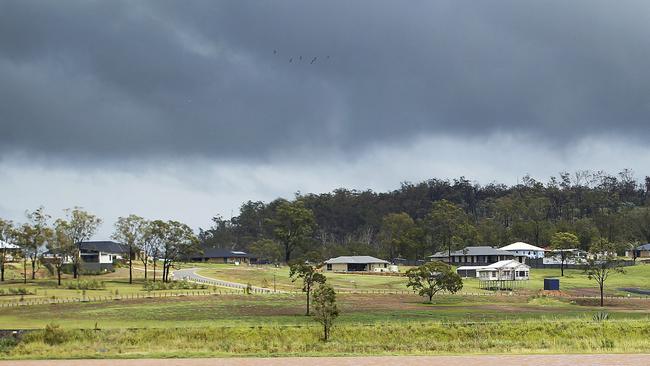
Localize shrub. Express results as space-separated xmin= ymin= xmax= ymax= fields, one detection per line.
xmin=142 ymin=280 xmax=207 ymax=291
xmin=64 ymin=279 xmax=106 ymax=290
xmin=43 ymin=323 xmax=68 ymax=346
xmin=593 ymin=312 xmax=610 ymax=322
xmin=0 ymin=288 xmax=33 ymax=296
xmin=0 ymin=337 xmax=18 ymax=353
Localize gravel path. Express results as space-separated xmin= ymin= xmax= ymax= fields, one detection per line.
xmin=3 ymin=355 xmax=650 ymax=366
xmin=173 ymin=267 xmax=281 ymax=293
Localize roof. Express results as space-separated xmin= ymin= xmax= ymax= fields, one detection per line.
xmin=429 ymin=246 xmax=523 ymax=258
xmin=478 ymin=260 xmax=530 ymax=271
xmin=457 ymin=265 xmax=487 ymax=271
xmin=0 ymin=240 xmax=19 ymax=249
xmin=193 ymin=248 xmax=251 ymax=258
xmin=500 ymin=242 xmax=545 ymax=252
xmin=636 ymin=243 xmax=650 ymax=251
xmin=324 ymin=256 xmax=389 ymax=264
xmin=79 ymin=241 xmax=127 ymax=254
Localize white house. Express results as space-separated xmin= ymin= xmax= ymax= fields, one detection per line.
xmin=323 ymin=256 xmax=393 ymax=273
xmin=0 ymin=240 xmax=20 ymax=261
xmin=477 ymin=260 xmax=530 ymax=281
xmin=499 ymin=242 xmax=545 ymax=259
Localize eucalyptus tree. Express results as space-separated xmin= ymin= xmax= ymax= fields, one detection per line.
xmin=584 ymin=239 xmax=625 ymax=307
xmin=270 ymin=200 xmax=316 ymax=263
xmin=0 ymin=219 xmax=18 ymax=282
xmin=378 ymin=212 xmax=418 ymax=260
xmin=112 ymin=215 xmax=146 ymax=284
xmin=312 ymin=283 xmax=339 ymax=341
xmin=550 ymin=232 xmax=580 ymax=276
xmin=289 ymin=263 xmax=326 ymax=315
xmin=15 ymin=208 xmax=52 ymax=282
xmin=425 ymin=199 xmax=476 ymax=260
xmin=149 ymin=220 xmax=199 ymax=283
xmin=59 ymin=208 xmax=102 ymax=279
xmin=139 ymin=219 xmax=157 ymax=280
xmin=49 ymin=220 xmax=76 ymax=285
xmin=406 ymin=261 xmax=463 ymax=303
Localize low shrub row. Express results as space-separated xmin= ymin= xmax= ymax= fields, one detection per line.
xmin=64 ymin=279 xmax=106 ymax=290
xmin=0 ymin=288 xmax=32 ymax=296
xmin=142 ymin=280 xmax=208 ymax=291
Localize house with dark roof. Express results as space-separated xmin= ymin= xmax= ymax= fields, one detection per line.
xmin=626 ymin=243 xmax=650 ymax=259
xmin=323 ymin=256 xmax=393 ymax=272
xmin=428 ymin=246 xmax=527 ymax=266
xmin=79 ymin=241 xmax=128 ymax=272
xmin=190 ymin=248 xmax=252 ymax=264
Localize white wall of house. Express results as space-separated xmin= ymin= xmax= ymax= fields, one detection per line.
xmin=324 ymin=262 xmax=388 ymax=272
xmin=478 ymin=269 xmax=529 ymax=281
xmin=508 ymin=249 xmax=544 ymax=259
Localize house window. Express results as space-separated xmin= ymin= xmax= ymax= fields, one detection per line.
xmin=326 ymin=264 xmax=332 ymax=271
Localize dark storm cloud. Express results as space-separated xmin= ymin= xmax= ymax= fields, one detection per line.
xmin=1 ymin=0 xmax=650 ymax=160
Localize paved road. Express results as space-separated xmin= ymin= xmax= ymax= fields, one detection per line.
xmin=3 ymin=355 xmax=650 ymax=366
xmin=173 ymin=267 xmax=281 ymax=293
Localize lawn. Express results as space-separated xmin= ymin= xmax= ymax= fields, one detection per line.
xmin=1 ymin=291 xmax=650 ymax=359
xmin=194 ymin=262 xmax=650 ymax=296
xmin=1 ymin=291 xmax=649 ymax=330
xmin=0 ymin=265 xmax=208 ymax=303
xmin=195 ymin=264 xmax=411 ymax=292
xmin=1 ymin=278 xmax=650 ymax=358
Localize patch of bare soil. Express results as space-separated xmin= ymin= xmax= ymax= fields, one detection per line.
xmin=570 ymin=296 xmax=650 ymax=309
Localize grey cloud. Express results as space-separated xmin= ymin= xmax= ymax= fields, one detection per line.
xmin=1 ymin=0 xmax=650 ymax=161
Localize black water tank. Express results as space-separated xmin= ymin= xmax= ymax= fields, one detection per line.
xmin=544 ymin=278 xmax=560 ymax=291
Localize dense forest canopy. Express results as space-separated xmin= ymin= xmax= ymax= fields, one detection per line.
xmin=199 ymin=170 xmax=650 ymax=262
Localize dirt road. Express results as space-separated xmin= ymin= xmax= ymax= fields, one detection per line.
xmin=2 ymin=355 xmax=649 ymax=366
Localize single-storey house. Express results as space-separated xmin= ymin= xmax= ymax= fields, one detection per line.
xmin=499 ymin=242 xmax=545 ymax=259
xmin=323 ymin=256 xmax=392 ymax=272
xmin=429 ymin=246 xmax=527 ymax=266
xmin=78 ymin=241 xmax=128 ymax=272
xmin=626 ymin=243 xmax=650 ymax=258
xmin=190 ymin=248 xmax=252 ymax=264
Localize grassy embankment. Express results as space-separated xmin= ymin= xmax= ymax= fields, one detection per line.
xmin=3 ymin=319 xmax=650 ymax=359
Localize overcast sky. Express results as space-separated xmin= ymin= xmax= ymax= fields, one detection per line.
xmin=2 ymin=1 xmax=650 ymax=238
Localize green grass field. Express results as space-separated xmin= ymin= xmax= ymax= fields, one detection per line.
xmin=195 ymin=262 xmax=650 ymax=296
xmin=5 ymin=319 xmax=650 ymax=359
xmin=2 ymin=291 xmax=650 ymax=358
xmin=1 ymin=261 xmax=649 ymax=359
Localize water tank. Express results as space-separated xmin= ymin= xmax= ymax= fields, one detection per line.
xmin=544 ymin=278 xmax=560 ymax=291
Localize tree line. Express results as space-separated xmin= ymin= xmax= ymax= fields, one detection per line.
xmin=0 ymin=208 xmax=199 ymax=285
xmin=200 ymin=170 xmax=650 ymax=262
